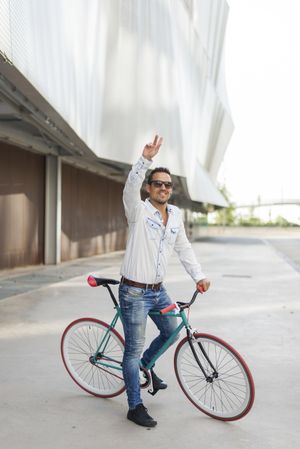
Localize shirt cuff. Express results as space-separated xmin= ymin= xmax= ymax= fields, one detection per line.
xmin=191 ymin=271 xmax=206 ymax=283
xmin=139 ymin=155 xmax=153 ymax=168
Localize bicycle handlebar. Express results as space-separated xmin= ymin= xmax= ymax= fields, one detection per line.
xmin=160 ymin=303 xmax=178 ymax=314
xmin=160 ymin=290 xmax=200 ymax=315
xmin=87 ymin=275 xmax=201 ymax=313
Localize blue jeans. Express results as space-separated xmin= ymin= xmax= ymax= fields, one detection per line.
xmin=119 ymin=283 xmax=179 ymax=409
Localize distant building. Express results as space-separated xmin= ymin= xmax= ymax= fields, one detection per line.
xmin=0 ymin=0 xmax=233 ymax=270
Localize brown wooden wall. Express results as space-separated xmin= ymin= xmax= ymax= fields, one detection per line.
xmin=0 ymin=143 xmax=45 ymax=269
xmin=61 ymin=163 xmax=127 ymax=261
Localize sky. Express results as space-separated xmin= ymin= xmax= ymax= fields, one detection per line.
xmin=218 ymin=0 xmax=300 ymax=210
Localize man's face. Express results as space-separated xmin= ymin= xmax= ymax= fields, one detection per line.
xmin=146 ymin=172 xmax=173 ymax=205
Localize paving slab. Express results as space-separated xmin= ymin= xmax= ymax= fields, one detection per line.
xmin=0 ymin=236 xmax=299 ymax=449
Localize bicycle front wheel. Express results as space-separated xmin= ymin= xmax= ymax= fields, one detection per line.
xmin=61 ymin=318 xmax=126 ymax=398
xmin=174 ymin=333 xmax=255 ymax=421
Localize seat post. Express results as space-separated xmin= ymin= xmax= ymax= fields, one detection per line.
xmin=105 ymin=284 xmax=119 ymax=307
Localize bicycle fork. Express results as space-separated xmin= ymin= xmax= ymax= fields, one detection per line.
xmin=187 ymin=329 xmax=218 ymax=383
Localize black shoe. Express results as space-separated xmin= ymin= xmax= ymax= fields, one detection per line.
xmin=151 ymin=369 xmax=167 ymax=390
xmin=127 ymin=404 xmax=157 ymax=427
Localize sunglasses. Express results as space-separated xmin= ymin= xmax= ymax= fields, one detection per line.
xmin=149 ymin=180 xmax=173 ymax=189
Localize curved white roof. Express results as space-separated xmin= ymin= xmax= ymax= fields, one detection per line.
xmin=0 ymin=0 xmax=233 ymax=207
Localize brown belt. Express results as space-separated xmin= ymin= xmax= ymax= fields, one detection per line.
xmin=121 ymin=276 xmax=162 ymax=291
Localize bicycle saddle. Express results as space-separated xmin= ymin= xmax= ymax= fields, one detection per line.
xmin=87 ymin=275 xmax=120 ymax=287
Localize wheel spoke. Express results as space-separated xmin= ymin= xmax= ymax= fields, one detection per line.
xmin=61 ymin=319 xmax=125 ymax=398
xmin=175 ymin=334 xmax=254 ymax=420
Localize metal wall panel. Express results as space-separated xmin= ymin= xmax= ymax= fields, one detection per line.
xmin=61 ymin=163 xmax=127 ymax=261
xmin=0 ymin=0 xmax=232 ymax=207
xmin=0 ymin=143 xmax=45 ymax=269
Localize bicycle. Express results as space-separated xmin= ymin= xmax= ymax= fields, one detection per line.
xmin=61 ymin=275 xmax=255 ymax=421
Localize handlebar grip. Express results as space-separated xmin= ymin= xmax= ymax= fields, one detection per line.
xmin=160 ymin=303 xmax=177 ymax=315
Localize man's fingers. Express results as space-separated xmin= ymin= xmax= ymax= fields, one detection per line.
xmin=156 ymin=137 xmax=163 ymax=149
xmin=153 ymin=135 xmax=159 ymax=146
xmin=144 ymin=135 xmax=163 ymax=157
xmin=153 ymin=135 xmax=163 ymax=149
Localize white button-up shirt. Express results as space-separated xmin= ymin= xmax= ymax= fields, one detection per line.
xmin=120 ymin=156 xmax=206 ymax=284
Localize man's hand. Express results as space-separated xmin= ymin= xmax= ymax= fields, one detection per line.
xmin=142 ymin=135 xmax=163 ymax=161
xmin=196 ymin=278 xmax=210 ymax=294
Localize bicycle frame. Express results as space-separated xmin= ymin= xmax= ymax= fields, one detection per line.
xmin=91 ymin=296 xmax=217 ymax=381
xmin=91 ymin=305 xmax=184 ymax=371
xmin=62 ymin=277 xmax=255 ymax=421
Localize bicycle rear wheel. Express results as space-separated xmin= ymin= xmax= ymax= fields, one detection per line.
xmin=174 ymin=333 xmax=255 ymax=421
xmin=61 ymin=318 xmax=126 ymax=398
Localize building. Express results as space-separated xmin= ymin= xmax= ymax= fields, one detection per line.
xmin=0 ymin=0 xmax=233 ymax=270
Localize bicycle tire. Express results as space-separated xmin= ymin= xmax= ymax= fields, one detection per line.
xmin=174 ymin=333 xmax=255 ymax=421
xmin=61 ymin=318 xmax=126 ymax=398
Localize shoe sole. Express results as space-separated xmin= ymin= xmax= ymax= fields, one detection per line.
xmin=127 ymin=416 xmax=157 ymax=427
xmin=152 ymin=380 xmax=168 ymax=390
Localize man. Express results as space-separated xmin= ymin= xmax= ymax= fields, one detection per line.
xmin=119 ymin=135 xmax=210 ymax=427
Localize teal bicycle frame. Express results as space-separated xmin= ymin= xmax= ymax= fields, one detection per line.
xmin=62 ymin=277 xmax=255 ymax=421
xmin=91 ymin=302 xmax=189 ymax=373
xmin=89 ymin=283 xmax=217 ymax=386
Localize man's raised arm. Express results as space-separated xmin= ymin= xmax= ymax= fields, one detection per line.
xmin=123 ymin=135 xmax=163 ymax=222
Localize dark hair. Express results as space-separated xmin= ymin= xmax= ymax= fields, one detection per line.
xmin=147 ymin=167 xmax=171 ymax=184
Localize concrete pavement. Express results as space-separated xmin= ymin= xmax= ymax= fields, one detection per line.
xmin=0 ymin=235 xmax=299 ymax=449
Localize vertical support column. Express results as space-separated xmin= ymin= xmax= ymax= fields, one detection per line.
xmin=44 ymin=155 xmax=62 ymax=264
xmin=184 ymin=208 xmax=193 ymax=241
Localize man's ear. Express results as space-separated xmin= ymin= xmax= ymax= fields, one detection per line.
xmin=145 ymin=183 xmax=150 ymax=193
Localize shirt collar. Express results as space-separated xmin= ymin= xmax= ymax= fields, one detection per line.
xmin=145 ymin=198 xmax=173 ymax=217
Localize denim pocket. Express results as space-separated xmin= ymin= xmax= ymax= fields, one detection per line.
xmin=125 ymin=286 xmax=143 ymax=298
xmin=119 ymin=284 xmax=144 ymax=300
xmin=119 ymin=285 xmax=145 ymax=318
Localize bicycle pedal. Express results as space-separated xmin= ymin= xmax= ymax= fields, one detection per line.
xmin=151 ymin=370 xmax=168 ymax=391
xmin=148 ymin=375 xmax=167 ymax=396
xmin=148 ymin=387 xmax=159 ymax=396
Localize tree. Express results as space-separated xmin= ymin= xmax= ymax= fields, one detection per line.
xmin=213 ymin=185 xmax=236 ymax=226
